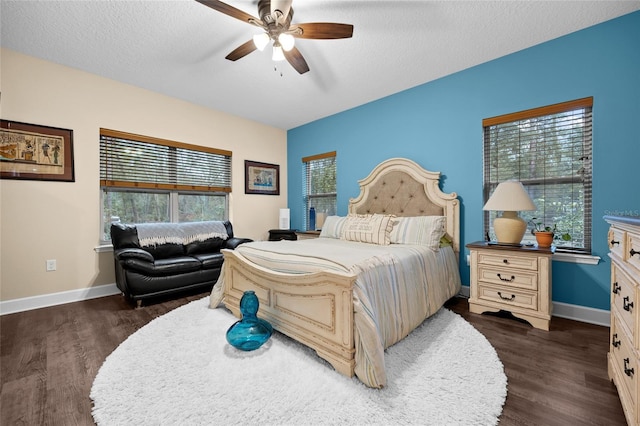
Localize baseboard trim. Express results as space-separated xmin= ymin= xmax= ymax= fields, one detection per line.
xmin=457 ymin=285 xmax=610 ymax=327
xmin=552 ymin=301 xmax=610 ymax=327
xmin=1 ymin=283 xmax=611 ymax=327
xmin=0 ymin=283 xmax=120 ymax=316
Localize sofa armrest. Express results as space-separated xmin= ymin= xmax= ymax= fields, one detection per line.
xmin=115 ymin=248 xmax=155 ymax=263
xmin=224 ymin=237 xmax=253 ymax=250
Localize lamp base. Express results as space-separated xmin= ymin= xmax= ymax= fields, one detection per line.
xmin=493 ymin=211 xmax=527 ymax=245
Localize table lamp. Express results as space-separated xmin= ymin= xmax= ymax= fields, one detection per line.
xmin=483 ymin=181 xmax=536 ymax=245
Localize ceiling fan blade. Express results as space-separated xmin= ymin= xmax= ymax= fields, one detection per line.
xmin=195 ymin=0 xmax=261 ymax=25
xmin=225 ymin=40 xmax=257 ymax=61
xmin=291 ymin=23 xmax=354 ymax=39
xmin=283 ymin=46 xmax=309 ymax=74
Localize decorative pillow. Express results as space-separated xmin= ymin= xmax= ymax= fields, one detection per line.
xmin=319 ymin=216 xmax=347 ymax=239
xmin=439 ymin=235 xmax=453 ymax=248
xmin=389 ymin=216 xmax=447 ymax=250
xmin=340 ymin=214 xmax=396 ymax=245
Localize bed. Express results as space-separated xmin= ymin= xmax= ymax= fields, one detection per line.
xmin=209 ymin=157 xmax=461 ymax=388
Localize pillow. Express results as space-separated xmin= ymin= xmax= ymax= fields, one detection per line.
xmin=439 ymin=235 xmax=453 ymax=248
xmin=389 ymin=216 xmax=446 ymax=250
xmin=319 ymin=216 xmax=347 ymax=239
xmin=340 ymin=214 xmax=396 ymax=245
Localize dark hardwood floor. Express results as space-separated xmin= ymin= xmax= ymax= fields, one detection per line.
xmin=1 ymin=293 xmax=627 ymax=425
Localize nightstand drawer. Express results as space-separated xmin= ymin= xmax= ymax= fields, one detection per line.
xmin=612 ymin=264 xmax=637 ymax=339
xmin=478 ymin=266 xmax=538 ymax=290
xmin=477 ymin=252 xmax=538 ymax=271
xmin=477 ymin=284 xmax=538 ymax=311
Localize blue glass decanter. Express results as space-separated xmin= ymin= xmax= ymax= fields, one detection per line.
xmin=226 ymin=290 xmax=273 ymax=351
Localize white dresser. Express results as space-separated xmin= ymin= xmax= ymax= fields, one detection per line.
xmin=605 ymin=215 xmax=640 ymax=426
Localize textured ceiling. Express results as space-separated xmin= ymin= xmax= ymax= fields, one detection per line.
xmin=2 ymin=1 xmax=639 ymax=130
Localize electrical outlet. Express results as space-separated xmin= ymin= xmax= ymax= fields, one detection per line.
xmin=46 ymin=259 xmax=57 ymax=271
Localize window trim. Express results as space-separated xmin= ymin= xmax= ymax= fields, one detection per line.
xmin=482 ymin=97 xmax=593 ymax=127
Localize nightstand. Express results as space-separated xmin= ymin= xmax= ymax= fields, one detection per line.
xmin=268 ymin=229 xmax=297 ymax=241
xmin=466 ymin=241 xmax=554 ymax=331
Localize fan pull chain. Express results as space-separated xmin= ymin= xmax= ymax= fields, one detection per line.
xmin=274 ymin=65 xmax=283 ymax=77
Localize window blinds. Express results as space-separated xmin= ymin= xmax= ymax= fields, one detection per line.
xmin=303 ymin=151 xmax=337 ymax=226
xmin=100 ymin=129 xmax=232 ymax=193
xmin=483 ymin=97 xmax=593 ymax=253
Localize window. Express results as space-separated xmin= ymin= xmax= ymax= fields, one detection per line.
xmin=99 ymin=128 xmax=231 ymax=242
xmin=303 ymin=151 xmax=337 ymax=230
xmin=483 ymin=97 xmax=593 ymax=253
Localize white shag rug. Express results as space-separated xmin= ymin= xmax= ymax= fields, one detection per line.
xmin=91 ymin=297 xmax=507 ymax=425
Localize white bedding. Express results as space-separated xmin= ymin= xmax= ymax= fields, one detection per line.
xmin=210 ymin=238 xmax=461 ymax=387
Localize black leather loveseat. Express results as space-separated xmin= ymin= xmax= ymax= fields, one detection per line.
xmin=111 ymin=220 xmax=251 ymax=307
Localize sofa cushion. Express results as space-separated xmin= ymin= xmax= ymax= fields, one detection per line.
xmin=192 ymin=253 xmax=224 ymax=270
xmin=123 ymin=256 xmax=201 ymax=276
xmin=185 ymin=238 xmax=225 ymax=255
xmin=144 ymin=243 xmax=185 ymax=260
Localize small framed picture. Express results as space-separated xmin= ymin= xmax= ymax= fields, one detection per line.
xmin=1 ymin=119 xmax=75 ymax=182
xmin=245 ymin=160 xmax=279 ymax=195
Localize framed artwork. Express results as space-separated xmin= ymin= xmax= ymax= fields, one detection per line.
xmin=245 ymin=160 xmax=279 ymax=195
xmin=0 ymin=120 xmax=75 ymax=182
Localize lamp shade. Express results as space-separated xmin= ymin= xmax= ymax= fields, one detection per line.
xmin=253 ymin=33 xmax=270 ymax=51
xmin=483 ymin=181 xmax=536 ymax=245
xmin=483 ymin=181 xmax=536 ymax=212
xmin=278 ymin=33 xmax=295 ymax=51
xmin=272 ymin=44 xmax=285 ymax=61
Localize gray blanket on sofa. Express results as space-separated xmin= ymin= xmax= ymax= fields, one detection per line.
xmin=136 ymin=221 xmax=229 ymax=247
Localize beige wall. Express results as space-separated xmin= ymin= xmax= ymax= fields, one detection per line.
xmin=0 ymin=48 xmax=287 ymax=302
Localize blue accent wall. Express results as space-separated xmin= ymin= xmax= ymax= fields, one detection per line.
xmin=287 ymin=12 xmax=640 ymax=311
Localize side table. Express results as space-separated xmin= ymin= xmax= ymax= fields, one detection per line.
xmin=268 ymin=229 xmax=298 ymax=241
xmin=467 ymin=241 xmax=554 ymax=331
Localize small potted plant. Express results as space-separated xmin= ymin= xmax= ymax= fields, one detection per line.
xmin=528 ymin=218 xmax=571 ymax=248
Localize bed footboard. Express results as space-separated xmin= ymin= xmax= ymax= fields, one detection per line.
xmin=221 ymin=249 xmax=357 ymax=377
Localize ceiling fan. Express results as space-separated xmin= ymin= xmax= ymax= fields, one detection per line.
xmin=195 ymin=0 xmax=354 ymax=74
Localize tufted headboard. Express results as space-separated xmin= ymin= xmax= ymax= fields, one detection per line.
xmin=348 ymin=158 xmax=460 ymax=257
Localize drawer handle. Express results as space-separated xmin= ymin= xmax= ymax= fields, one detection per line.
xmin=631 ymin=248 xmax=640 ymax=257
xmin=624 ymin=296 xmax=634 ymax=312
xmin=612 ymin=333 xmax=621 ymax=348
xmin=497 ymin=273 xmax=515 ymax=282
xmin=497 ymin=291 xmax=515 ymax=301
xmin=624 ymin=358 xmax=635 ymax=377
xmin=613 ymin=282 xmax=621 ymax=294
xmin=503 ymin=259 xmax=509 ymax=264
xmin=610 ymin=239 xmax=620 ymax=246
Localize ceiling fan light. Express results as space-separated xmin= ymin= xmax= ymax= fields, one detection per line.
xmin=272 ymin=45 xmax=285 ymax=61
xmin=278 ymin=33 xmax=295 ymax=51
xmin=253 ymin=33 xmax=270 ymax=51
